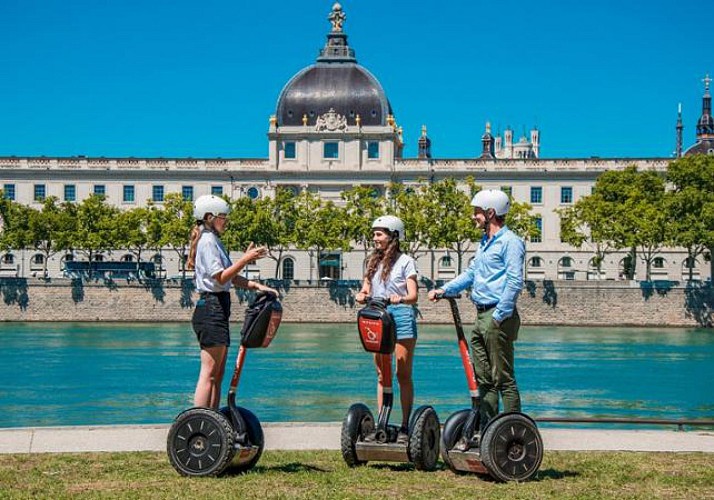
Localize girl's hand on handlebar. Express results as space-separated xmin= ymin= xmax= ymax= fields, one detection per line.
xmin=355 ymin=291 xmax=369 ymax=304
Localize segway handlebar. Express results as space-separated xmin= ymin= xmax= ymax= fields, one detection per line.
xmin=432 ymin=291 xmax=461 ymax=300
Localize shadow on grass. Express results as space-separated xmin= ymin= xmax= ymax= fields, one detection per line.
xmin=533 ymin=468 xmax=580 ymax=480
xmin=247 ymin=462 xmax=331 ymax=474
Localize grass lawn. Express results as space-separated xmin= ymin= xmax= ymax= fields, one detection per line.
xmin=1 ymin=450 xmax=713 ymax=499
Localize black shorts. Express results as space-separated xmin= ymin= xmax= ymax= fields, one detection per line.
xmin=192 ymin=292 xmax=231 ymax=347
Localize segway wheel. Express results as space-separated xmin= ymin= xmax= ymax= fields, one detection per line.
xmin=167 ymin=407 xmax=236 ymax=477
xmin=340 ymin=403 xmax=374 ymax=467
xmin=439 ymin=409 xmax=471 ymax=473
xmin=407 ymin=406 xmax=440 ymax=471
xmin=480 ymin=412 xmax=543 ymax=482
xmin=220 ymin=406 xmax=265 ymax=473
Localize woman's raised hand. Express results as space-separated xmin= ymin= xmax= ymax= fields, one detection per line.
xmin=245 ymin=242 xmax=269 ymax=261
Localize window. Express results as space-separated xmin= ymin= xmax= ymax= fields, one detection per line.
xmin=281 ymin=257 xmax=295 ymax=280
xmin=530 ymin=186 xmax=542 ymax=204
xmin=123 ymin=185 xmax=135 ymax=203
xmin=182 ymin=186 xmax=194 ymax=201
xmin=246 ymin=186 xmax=260 ymax=200
xmin=121 ymin=254 xmax=134 ymax=262
xmin=684 ymin=257 xmax=697 ymax=269
xmin=64 ymin=184 xmax=76 ymax=202
xmin=94 ymin=185 xmax=106 ymax=197
xmin=501 ymin=186 xmax=512 ymax=197
xmin=323 ymin=142 xmax=339 ymax=159
xmin=211 ymin=185 xmax=223 ymax=196
xmin=34 ymin=184 xmax=46 ymax=202
xmin=531 ymin=216 xmax=542 ymax=243
xmin=284 ymin=142 xmax=296 ymax=159
xmin=2 ymin=254 xmax=14 ymax=265
xmin=32 ymin=254 xmax=44 ymax=265
xmin=560 ymin=256 xmax=573 ymax=268
xmin=653 ymin=257 xmax=665 ymax=269
xmin=440 ymin=255 xmax=453 ymax=267
xmin=561 ymin=186 xmax=573 ymax=204
xmin=529 ymin=256 xmax=542 ymax=268
xmin=367 ymin=141 xmax=379 ymax=159
xmin=3 ymin=184 xmax=15 ymax=200
xmin=152 ymin=185 xmax=164 ymax=202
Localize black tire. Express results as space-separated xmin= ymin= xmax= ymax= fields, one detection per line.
xmin=220 ymin=406 xmax=265 ymax=473
xmin=440 ymin=409 xmax=471 ymax=472
xmin=480 ymin=412 xmax=543 ymax=482
xmin=340 ymin=403 xmax=374 ymax=467
xmin=408 ymin=406 xmax=440 ymax=471
xmin=167 ymin=407 xmax=236 ymax=477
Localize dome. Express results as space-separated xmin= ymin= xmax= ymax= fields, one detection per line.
xmin=275 ymin=4 xmax=393 ymax=127
xmin=277 ymin=63 xmax=392 ymax=127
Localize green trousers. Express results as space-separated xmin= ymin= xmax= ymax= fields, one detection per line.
xmin=471 ymin=307 xmax=521 ymax=428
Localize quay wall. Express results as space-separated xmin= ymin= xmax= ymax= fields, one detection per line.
xmin=0 ymin=279 xmax=711 ymax=327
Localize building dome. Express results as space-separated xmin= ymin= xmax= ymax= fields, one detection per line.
xmin=275 ymin=4 xmax=392 ymax=127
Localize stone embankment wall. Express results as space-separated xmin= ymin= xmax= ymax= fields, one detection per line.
xmin=0 ymin=279 xmax=711 ymax=327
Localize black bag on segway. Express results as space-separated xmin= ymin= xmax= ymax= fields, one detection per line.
xmin=357 ymin=299 xmax=396 ymax=354
xmin=240 ymin=292 xmax=283 ymax=348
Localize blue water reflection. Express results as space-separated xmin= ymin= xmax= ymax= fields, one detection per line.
xmin=0 ymin=323 xmax=712 ymax=428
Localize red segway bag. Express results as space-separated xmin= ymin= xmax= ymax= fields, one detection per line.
xmin=240 ymin=291 xmax=282 ymax=348
xmin=357 ymin=299 xmax=396 ymax=354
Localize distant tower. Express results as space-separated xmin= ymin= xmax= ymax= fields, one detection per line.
xmin=531 ymin=127 xmax=540 ymax=158
xmin=684 ymin=74 xmax=714 ymax=156
xmin=676 ymin=103 xmax=683 ymax=158
xmin=480 ymin=122 xmax=495 ymax=159
xmin=417 ymin=125 xmax=432 ymax=159
xmin=504 ymin=127 xmax=514 ymax=157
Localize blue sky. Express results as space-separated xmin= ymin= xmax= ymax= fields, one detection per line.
xmin=0 ymin=0 xmax=710 ymax=159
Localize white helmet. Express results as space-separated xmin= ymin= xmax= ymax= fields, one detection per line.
xmin=470 ymin=189 xmax=510 ymax=216
xmin=372 ymin=215 xmax=405 ymax=239
xmin=193 ymin=195 xmax=230 ymax=221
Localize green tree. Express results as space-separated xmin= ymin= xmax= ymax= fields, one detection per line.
xmin=73 ymin=194 xmax=120 ymax=262
xmin=116 ymin=207 xmax=154 ymax=263
xmin=25 ymin=197 xmax=76 ymax=277
xmin=341 ymin=185 xmax=386 ymax=262
xmin=159 ymin=193 xmax=195 ymax=278
xmin=293 ymin=190 xmax=348 ymax=280
xmin=666 ymin=155 xmax=714 ymax=281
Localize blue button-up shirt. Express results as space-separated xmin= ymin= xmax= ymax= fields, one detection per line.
xmin=442 ymin=226 xmax=525 ymax=324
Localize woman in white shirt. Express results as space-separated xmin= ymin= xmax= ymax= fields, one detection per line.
xmin=355 ymin=215 xmax=419 ymax=445
xmin=186 ymin=195 xmax=277 ymax=409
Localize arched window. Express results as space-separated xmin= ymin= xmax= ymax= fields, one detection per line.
xmin=439 ymin=255 xmax=452 ymax=268
xmin=95 ymin=254 xmax=105 ymax=262
xmin=653 ymin=257 xmax=665 ymax=269
xmin=2 ymin=253 xmax=14 ymax=265
xmin=121 ymin=254 xmax=134 ymax=262
xmin=557 ymin=256 xmax=575 ymax=280
xmin=529 ymin=256 xmax=542 ymax=268
xmin=281 ymin=257 xmax=295 ymax=280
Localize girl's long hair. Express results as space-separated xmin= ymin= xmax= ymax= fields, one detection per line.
xmin=365 ymin=234 xmax=401 ymax=283
xmin=186 ymin=221 xmax=204 ymax=271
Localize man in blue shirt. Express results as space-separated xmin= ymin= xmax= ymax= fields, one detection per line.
xmin=429 ymin=189 xmax=525 ymax=430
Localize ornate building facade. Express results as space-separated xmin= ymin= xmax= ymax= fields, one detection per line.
xmin=0 ymin=4 xmax=711 ymax=284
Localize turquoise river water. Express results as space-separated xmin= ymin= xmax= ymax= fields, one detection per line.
xmin=0 ymin=322 xmax=712 ymax=429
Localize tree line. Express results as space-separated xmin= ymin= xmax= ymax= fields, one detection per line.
xmin=0 ymin=178 xmax=537 ymax=279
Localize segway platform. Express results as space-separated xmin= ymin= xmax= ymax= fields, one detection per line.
xmin=167 ymin=291 xmax=282 ymax=477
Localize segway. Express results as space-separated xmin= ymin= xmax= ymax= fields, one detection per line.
xmin=167 ymin=291 xmax=282 ymax=476
xmin=341 ymin=298 xmax=440 ymax=471
xmin=436 ymin=293 xmax=543 ymax=482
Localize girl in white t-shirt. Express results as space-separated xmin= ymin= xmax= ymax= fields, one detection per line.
xmin=355 ymin=215 xmax=418 ymax=445
xmin=186 ymin=195 xmax=276 ymax=409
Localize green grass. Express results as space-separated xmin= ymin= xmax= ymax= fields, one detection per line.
xmin=1 ymin=450 xmax=713 ymax=499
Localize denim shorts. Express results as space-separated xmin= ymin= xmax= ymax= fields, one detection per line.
xmin=192 ymin=292 xmax=231 ymax=347
xmin=386 ymin=304 xmax=417 ymax=340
